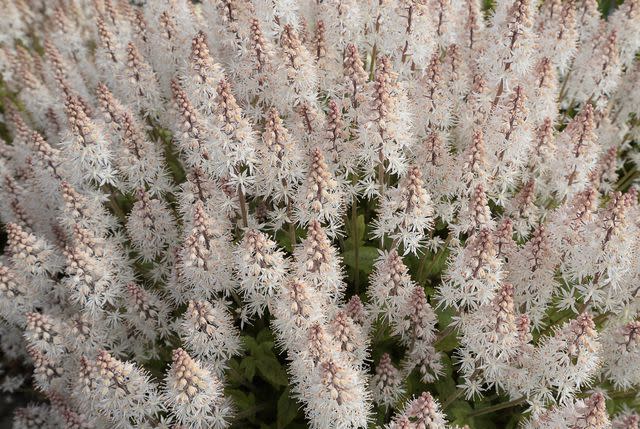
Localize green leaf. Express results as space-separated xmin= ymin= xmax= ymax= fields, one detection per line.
xmin=277 ymin=388 xmax=299 ymax=428
xmin=257 ymin=328 xmax=275 ymax=344
xmin=256 ymin=356 xmax=289 ymax=387
xmin=240 ymin=356 xmax=256 ymax=382
xmin=342 ymin=246 xmax=379 ymax=275
xmin=344 ymin=214 xmax=366 ymax=250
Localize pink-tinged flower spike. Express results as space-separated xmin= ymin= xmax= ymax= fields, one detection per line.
xmin=5 ymin=222 xmax=63 ymax=285
xmin=329 ymin=309 xmax=369 ymax=367
xmin=457 ymin=129 xmax=488 ymax=193
xmin=24 ymin=312 xmax=68 ymax=360
xmin=177 ymin=300 xmax=242 ymax=375
xmin=0 ymin=262 xmax=32 ymax=325
xmin=371 ymin=353 xmax=404 ymax=408
xmin=291 ymin=101 xmax=326 ymax=154
xmin=162 ymin=348 xmax=231 ymax=429
xmin=388 ymin=391 xmax=449 ymax=429
xmin=373 ymin=166 xmax=434 ymax=255
xmin=100 ymin=89 xmax=173 ymax=195
xmin=507 ymin=224 xmax=558 ymax=328
xmin=124 ymin=283 xmax=171 ymax=342
xmin=609 ymin=0 xmax=640 ymax=68
xmin=575 ymin=0 xmax=601 ymax=45
xmin=524 ymin=392 xmax=610 ymax=429
xmin=213 ymin=77 xmax=257 ymax=198
xmin=358 ymin=56 xmax=413 ymax=186
xmin=323 ymin=99 xmax=355 ymax=176
xmin=174 ymin=200 xmax=235 ymax=303
xmin=531 ymin=313 xmax=600 ymax=404
xmin=393 ymin=0 xmax=436 ymax=73
xmin=399 ymin=286 xmax=443 ymax=384
xmin=589 ymin=146 xmax=619 ymax=192
xmin=254 ymin=107 xmax=304 ymax=205
xmin=95 ymin=17 xmax=123 ymax=84
xmin=486 ymin=85 xmax=532 ymax=197
xmin=413 ymin=53 xmax=452 ymax=134
xmin=415 ymin=131 xmax=457 ymax=207
xmin=440 ymin=229 xmax=503 ymax=311
xmin=294 ymin=148 xmax=346 ymax=236
xmin=271 ymin=277 xmax=325 ymax=353
xmin=456 ymin=0 xmax=485 ymax=55
xmin=121 ymin=41 xmax=162 ymax=118
xmin=302 ymin=355 xmax=371 ymax=429
xmin=234 ymin=229 xmax=288 ymax=322
xmin=505 ymin=178 xmax=541 ymax=236
xmin=170 ymin=79 xmax=218 ymax=176
xmin=59 ymin=180 xmax=119 ymax=239
xmin=293 ymin=220 xmax=345 ymax=304
xmin=601 ymin=320 xmax=640 ymax=390
xmin=62 ymin=225 xmax=123 ymax=316
xmin=181 ymin=31 xmax=224 ymax=117
xmin=126 ymin=189 xmax=178 ymax=266
xmin=342 ymin=43 xmax=368 ymax=111
xmin=275 ymin=24 xmax=318 ymax=111
xmin=612 ymin=411 xmax=640 ymax=429
xmin=368 ymin=249 xmax=415 ymax=328
xmin=60 ymin=95 xmax=118 ymax=187
xmin=536 ymin=1 xmax=578 ymax=75
xmin=549 ymin=103 xmax=598 ymax=199
xmin=568 ymin=29 xmax=621 ymax=110
xmin=455 ymin=183 xmax=494 ymax=237
xmin=479 ymin=0 xmax=536 ymax=93
xmin=526 ymin=57 xmax=559 ymax=127
xmin=94 ymin=350 xmax=163 ymax=427
xmin=28 ymin=346 xmax=66 ymax=393
xmin=13 ymin=404 xmax=59 ymax=429
xmin=458 ymin=283 xmax=521 ymax=396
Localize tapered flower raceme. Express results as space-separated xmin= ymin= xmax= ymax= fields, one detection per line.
xmin=601 ymin=320 xmax=640 ymax=390
xmin=126 ymin=189 xmax=178 ymax=264
xmin=60 ymin=95 xmax=118 ymax=187
xmin=177 ymin=300 xmax=242 ymax=373
xmin=525 ymin=392 xmax=610 ymax=429
xmin=536 ymin=0 xmax=578 ymax=74
xmin=5 ymin=222 xmax=62 ymax=287
xmin=369 ymin=249 xmax=414 ymax=326
xmin=254 ymin=107 xmax=304 ymax=204
xmin=182 ymin=31 xmax=224 ymax=116
xmin=294 ymin=148 xmax=345 ymax=236
xmin=163 ymin=348 xmax=230 ymax=429
xmin=293 ymin=220 xmax=345 ymax=304
xmin=24 ymin=312 xmax=67 ymax=360
xmin=358 ymin=56 xmax=413 ymax=183
xmin=121 ymin=41 xmax=162 ymax=117
xmin=531 ymin=313 xmax=600 ymax=404
xmin=613 ymin=412 xmax=640 ymax=429
xmin=124 ymin=283 xmax=171 ymax=342
xmin=398 ymin=286 xmax=443 ymax=383
xmin=0 ymin=262 xmax=31 ymax=325
xmin=507 ymin=224 xmax=558 ymax=327
xmin=91 ymin=350 xmax=163 ymax=427
xmin=373 ymin=166 xmax=434 ymax=254
xmin=372 ymin=353 xmax=404 ymax=407
xmin=388 ymin=391 xmax=449 ymax=429
xmin=234 ymin=229 xmax=288 ymax=321
xmin=440 ymin=229 xmax=503 ymax=311
xmin=275 ymin=24 xmax=318 ymax=110
xmin=174 ymin=201 xmax=235 ymax=303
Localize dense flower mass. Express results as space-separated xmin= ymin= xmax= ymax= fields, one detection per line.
xmin=0 ymin=0 xmax=639 ymax=428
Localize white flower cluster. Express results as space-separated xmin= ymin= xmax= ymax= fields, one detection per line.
xmin=0 ymin=0 xmax=639 ymax=428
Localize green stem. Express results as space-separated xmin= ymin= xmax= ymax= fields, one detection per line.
xmin=352 ymin=196 xmax=360 ymax=293
xmin=467 ymin=396 xmax=526 ymax=418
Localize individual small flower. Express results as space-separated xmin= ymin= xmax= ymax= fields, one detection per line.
xmin=162 ymin=348 xmax=231 ymax=429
